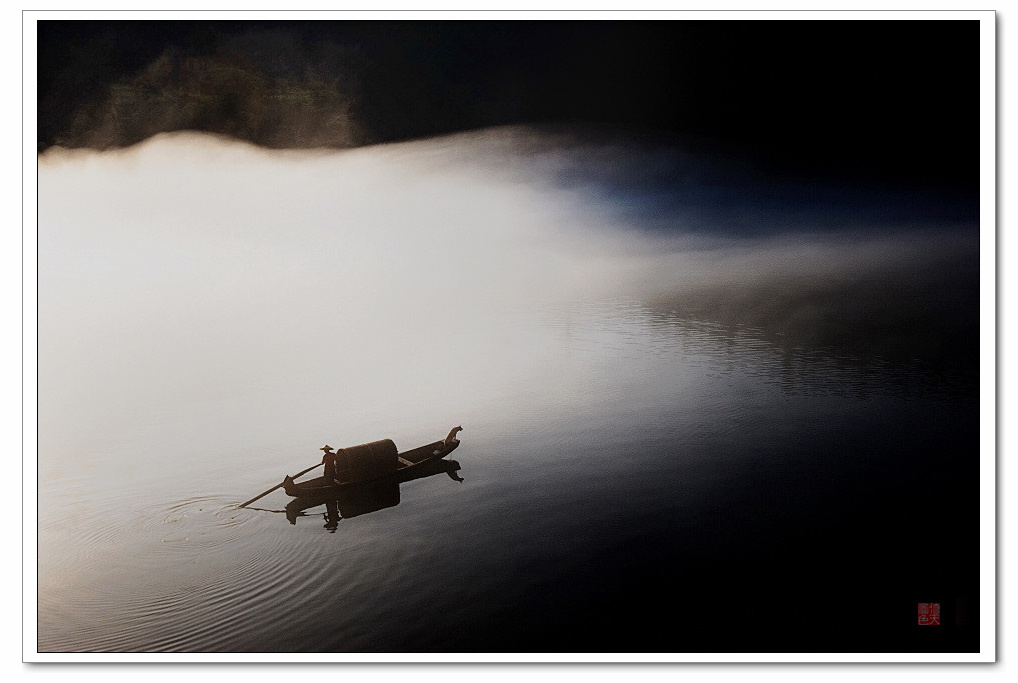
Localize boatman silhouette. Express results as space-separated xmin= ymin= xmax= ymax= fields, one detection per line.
xmin=321 ymin=445 xmax=338 ymax=484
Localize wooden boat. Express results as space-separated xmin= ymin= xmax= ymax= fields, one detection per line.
xmin=284 ymin=458 xmax=463 ymax=524
xmin=282 ymin=426 xmax=462 ymax=498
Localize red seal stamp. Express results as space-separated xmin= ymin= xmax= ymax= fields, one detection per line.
xmin=918 ymin=602 xmax=941 ymax=625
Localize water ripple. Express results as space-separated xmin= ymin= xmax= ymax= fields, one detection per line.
xmin=39 ymin=492 xmax=360 ymax=652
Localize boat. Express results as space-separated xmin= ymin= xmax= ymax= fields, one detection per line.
xmin=282 ymin=426 xmax=462 ymax=498
xmin=284 ymin=457 xmax=463 ymax=526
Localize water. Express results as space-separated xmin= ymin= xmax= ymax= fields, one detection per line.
xmin=36 ymin=128 xmax=980 ymax=654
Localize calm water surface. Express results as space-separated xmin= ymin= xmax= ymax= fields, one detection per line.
xmin=37 ymin=130 xmax=980 ymax=653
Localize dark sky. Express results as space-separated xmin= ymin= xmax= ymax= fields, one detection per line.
xmin=37 ymin=19 xmax=980 ymax=189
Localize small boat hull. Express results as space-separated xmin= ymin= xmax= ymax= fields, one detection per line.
xmin=283 ymin=438 xmax=460 ymax=499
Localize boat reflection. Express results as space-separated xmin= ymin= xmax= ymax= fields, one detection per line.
xmin=284 ymin=457 xmax=464 ymax=532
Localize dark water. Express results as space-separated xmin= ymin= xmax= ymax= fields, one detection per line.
xmin=36 ymin=129 xmax=981 ymax=654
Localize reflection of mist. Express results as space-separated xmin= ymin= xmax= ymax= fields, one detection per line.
xmin=638 ymin=228 xmax=979 ymax=393
xmin=38 ymin=129 xmax=979 ymax=480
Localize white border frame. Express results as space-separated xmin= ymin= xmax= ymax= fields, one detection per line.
xmin=21 ymin=8 xmax=998 ymax=665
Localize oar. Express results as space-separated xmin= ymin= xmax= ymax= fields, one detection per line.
xmin=238 ymin=462 xmax=322 ymax=508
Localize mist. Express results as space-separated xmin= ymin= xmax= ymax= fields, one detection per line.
xmin=38 ymin=128 xmax=978 ymax=480
xmin=35 ymin=125 xmax=983 ymax=654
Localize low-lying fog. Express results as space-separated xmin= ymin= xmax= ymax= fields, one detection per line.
xmin=38 ymin=127 xmax=977 ymax=489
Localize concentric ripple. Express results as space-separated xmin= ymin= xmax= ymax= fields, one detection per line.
xmin=38 ymin=492 xmax=359 ymax=652
xmin=133 ymin=495 xmax=263 ymax=555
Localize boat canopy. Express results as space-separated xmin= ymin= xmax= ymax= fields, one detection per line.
xmin=334 ymin=438 xmax=399 ymax=483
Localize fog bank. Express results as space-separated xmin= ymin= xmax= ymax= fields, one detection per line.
xmin=38 ymin=129 xmax=978 ymax=479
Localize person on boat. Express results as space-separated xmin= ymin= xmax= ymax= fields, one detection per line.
xmin=321 ymin=444 xmax=339 ymax=484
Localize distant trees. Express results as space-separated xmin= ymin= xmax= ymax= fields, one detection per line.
xmin=54 ymin=46 xmax=364 ymax=150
